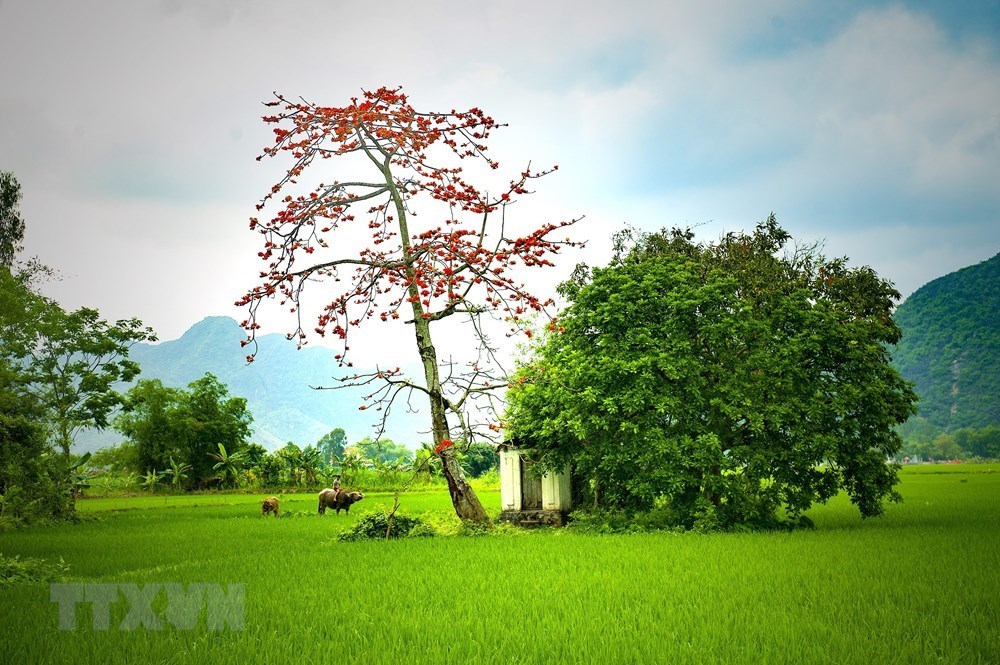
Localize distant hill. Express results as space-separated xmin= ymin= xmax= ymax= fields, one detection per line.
xmin=75 ymin=316 xmax=423 ymax=452
xmin=892 ymin=252 xmax=1000 ymax=432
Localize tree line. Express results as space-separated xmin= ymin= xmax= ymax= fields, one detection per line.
xmin=1 ymin=172 xmax=155 ymax=525
xmin=92 ymin=379 xmax=499 ymax=495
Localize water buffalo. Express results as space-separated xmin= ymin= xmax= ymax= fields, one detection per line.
xmin=262 ymin=496 xmax=280 ymax=518
xmin=318 ymin=488 xmax=364 ymax=515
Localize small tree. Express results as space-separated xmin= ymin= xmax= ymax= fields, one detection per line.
xmin=0 ymin=171 xmax=25 ymax=270
xmin=300 ymin=446 xmax=323 ymax=486
xmin=116 ymin=379 xmax=185 ymax=473
xmin=238 ymin=86 xmax=581 ymax=524
xmin=66 ymin=452 xmax=95 ymax=498
xmin=458 ymin=441 xmax=499 ymax=478
xmin=277 ymin=442 xmax=304 ymax=486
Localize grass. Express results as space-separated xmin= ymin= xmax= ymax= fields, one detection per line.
xmin=1 ymin=466 xmax=998 ymax=663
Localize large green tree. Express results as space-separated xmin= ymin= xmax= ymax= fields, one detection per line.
xmin=116 ymin=373 xmax=253 ymax=487
xmin=0 ymin=270 xmax=72 ymax=521
xmin=506 ymin=218 xmax=917 ymax=529
xmin=116 ymin=379 xmax=186 ymax=474
xmin=0 ymin=278 xmax=156 ymax=457
xmin=316 ymin=427 xmax=347 ymax=463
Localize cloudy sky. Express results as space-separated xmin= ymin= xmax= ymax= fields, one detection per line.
xmin=3 ymin=0 xmax=999 ymax=360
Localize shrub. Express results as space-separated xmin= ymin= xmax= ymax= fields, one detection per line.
xmin=338 ymin=508 xmax=434 ymax=542
xmin=0 ymin=554 xmax=70 ymax=587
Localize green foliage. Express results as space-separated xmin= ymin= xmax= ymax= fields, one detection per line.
xmin=316 ymin=427 xmax=347 ymax=462
xmin=0 ymin=279 xmax=155 ymax=456
xmin=88 ymin=442 xmax=142 ymax=473
xmin=458 ymin=441 xmax=499 ymax=478
xmin=955 ymin=425 xmax=1000 ymax=459
xmin=208 ymin=443 xmax=249 ymax=488
xmin=115 ymin=373 xmax=252 ymax=488
xmin=242 ymin=443 xmax=267 ymax=468
xmin=254 ymin=453 xmax=284 ymax=488
xmin=897 ymin=421 xmax=1000 ymax=460
xmin=0 ymin=274 xmax=75 ymax=524
xmin=163 ymin=456 xmax=193 ymax=489
xmin=0 ymin=554 xmax=69 ymax=587
xmin=337 ymin=508 xmax=433 ymax=541
xmin=0 ymin=171 xmax=25 ymax=269
xmin=141 ymin=469 xmax=163 ymax=494
xmin=507 ymin=217 xmax=918 ymax=528
xmin=66 ymin=452 xmax=95 ymax=498
xmin=892 ymin=252 xmax=999 ymax=431
xmin=354 ymin=437 xmax=414 ymax=466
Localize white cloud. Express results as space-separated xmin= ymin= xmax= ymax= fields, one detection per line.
xmin=2 ymin=0 xmax=997 ymax=358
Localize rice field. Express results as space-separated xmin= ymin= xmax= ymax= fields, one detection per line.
xmin=1 ymin=466 xmax=998 ymax=664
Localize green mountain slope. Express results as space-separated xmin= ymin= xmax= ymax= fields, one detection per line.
xmin=892 ymin=252 xmax=1000 ymax=431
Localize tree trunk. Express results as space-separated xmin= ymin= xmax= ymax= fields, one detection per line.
xmin=418 ymin=324 xmax=491 ymax=525
xmin=388 ymin=170 xmax=491 ymax=526
xmin=439 ymin=444 xmax=490 ymax=524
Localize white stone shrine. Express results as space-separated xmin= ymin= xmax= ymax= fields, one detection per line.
xmin=498 ymin=447 xmax=571 ymax=526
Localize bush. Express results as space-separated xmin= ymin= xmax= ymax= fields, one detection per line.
xmin=338 ymin=508 xmax=434 ymax=541
xmin=0 ymin=554 xmax=70 ymax=587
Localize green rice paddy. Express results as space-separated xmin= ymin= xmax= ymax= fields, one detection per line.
xmin=1 ymin=466 xmax=998 ymax=664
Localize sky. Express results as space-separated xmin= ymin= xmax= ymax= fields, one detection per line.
xmin=2 ymin=0 xmax=999 ymax=365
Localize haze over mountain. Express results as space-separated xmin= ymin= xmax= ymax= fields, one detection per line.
xmin=892 ymin=252 xmax=1000 ymax=432
xmin=76 ymin=316 xmax=424 ymax=452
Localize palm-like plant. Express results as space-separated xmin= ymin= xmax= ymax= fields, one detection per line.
xmin=94 ymin=474 xmax=115 ymax=497
xmin=122 ymin=471 xmax=138 ymax=494
xmin=163 ymin=456 xmax=192 ymax=491
xmin=277 ymin=444 xmax=304 ymax=487
xmin=208 ymin=443 xmax=248 ymax=488
xmin=68 ymin=452 xmax=95 ymax=498
xmin=336 ymin=451 xmax=364 ymax=487
xmin=300 ymin=447 xmax=323 ymax=487
xmin=141 ymin=469 xmax=163 ymax=494
xmin=413 ymin=442 xmax=442 ymax=484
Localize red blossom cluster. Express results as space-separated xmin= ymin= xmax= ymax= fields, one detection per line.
xmin=237 ymin=86 xmax=583 ymax=364
xmin=433 ymin=439 xmax=454 ymax=454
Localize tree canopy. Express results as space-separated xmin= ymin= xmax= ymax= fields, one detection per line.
xmin=116 ymin=374 xmax=253 ymax=487
xmin=0 ymin=171 xmax=25 ymax=269
xmin=506 ymin=217 xmax=917 ymax=529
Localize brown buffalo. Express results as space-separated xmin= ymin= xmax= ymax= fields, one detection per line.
xmin=262 ymin=496 xmax=280 ymax=518
xmin=318 ymin=488 xmax=364 ymax=515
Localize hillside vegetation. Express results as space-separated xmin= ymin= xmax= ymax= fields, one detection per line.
xmin=892 ymin=252 xmax=999 ymax=432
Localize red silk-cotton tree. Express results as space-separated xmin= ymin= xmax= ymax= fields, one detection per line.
xmin=237 ymin=86 xmax=582 ymax=524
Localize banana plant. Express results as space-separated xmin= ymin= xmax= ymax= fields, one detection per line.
xmin=141 ymin=469 xmax=163 ymax=494
xmin=300 ymin=447 xmax=323 ymax=487
xmin=413 ymin=442 xmax=443 ymax=483
xmin=208 ymin=443 xmax=248 ymax=488
xmin=163 ymin=456 xmax=192 ymax=491
xmin=67 ymin=452 xmax=95 ymax=498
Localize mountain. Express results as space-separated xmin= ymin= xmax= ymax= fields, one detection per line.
xmin=75 ymin=316 xmax=423 ymax=452
xmin=892 ymin=252 xmax=1000 ymax=432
